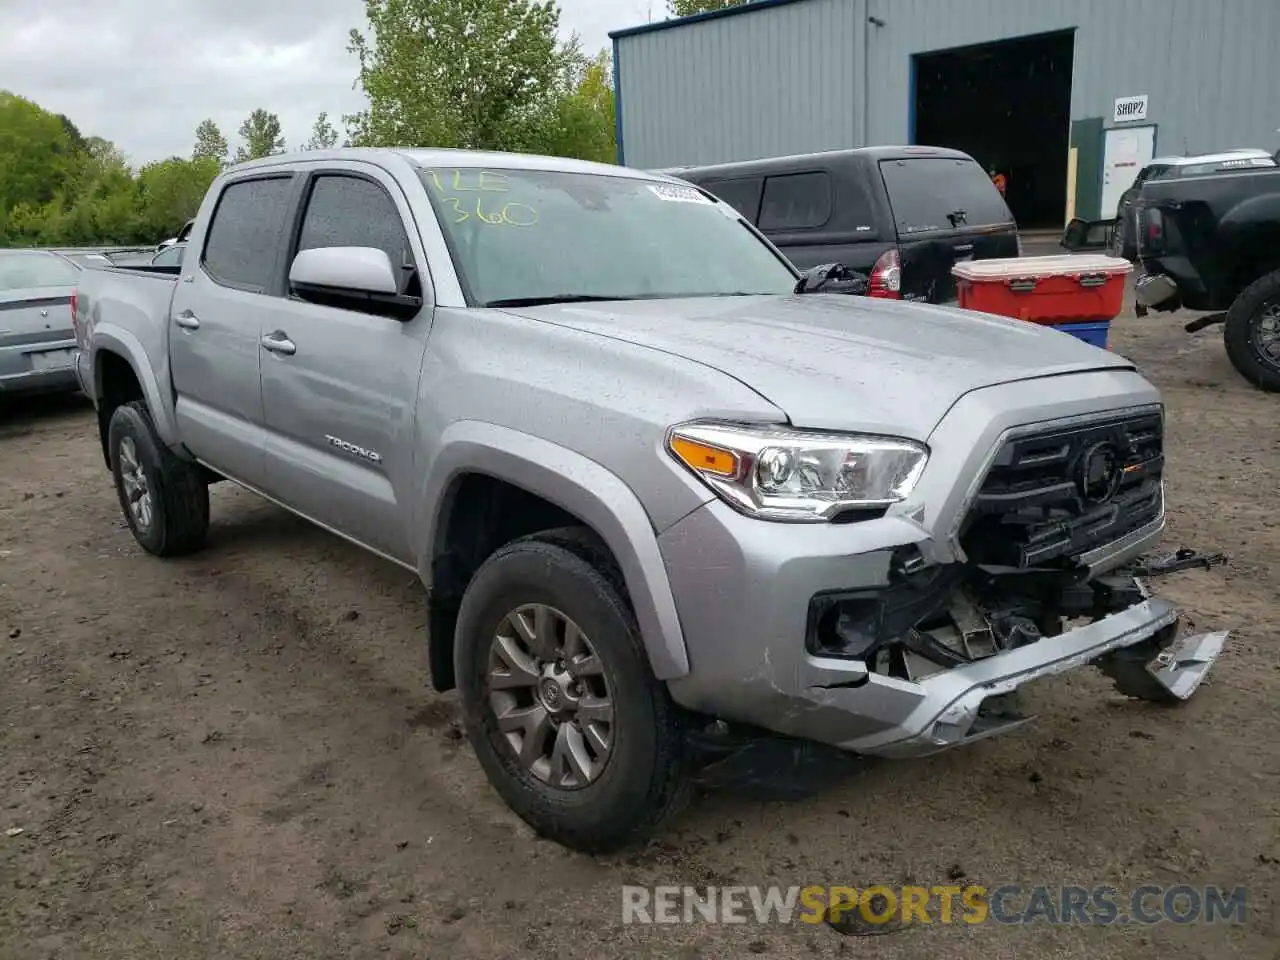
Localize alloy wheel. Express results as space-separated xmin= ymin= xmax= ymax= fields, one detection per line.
xmin=1251 ymin=301 xmax=1280 ymax=371
xmin=117 ymin=436 xmax=154 ymax=532
xmin=487 ymin=603 xmax=614 ymax=789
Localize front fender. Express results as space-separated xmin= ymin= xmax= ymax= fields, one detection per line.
xmin=418 ymin=421 xmax=690 ymax=680
xmin=91 ymin=323 xmax=179 ymax=447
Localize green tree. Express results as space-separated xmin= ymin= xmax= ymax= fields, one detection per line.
xmin=0 ymin=91 xmax=75 ymax=238
xmin=668 ymin=0 xmax=749 ymax=15
xmin=346 ymin=0 xmax=570 ymax=151
xmin=304 ymin=112 xmax=340 ymax=150
xmin=513 ymin=48 xmax=616 ymax=163
xmin=136 ymin=157 xmax=221 ymax=240
xmin=234 ymin=109 xmax=285 ymax=162
xmin=193 ymin=119 xmax=229 ymax=164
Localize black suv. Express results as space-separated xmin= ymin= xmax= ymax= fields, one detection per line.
xmin=662 ymin=146 xmax=1019 ymax=304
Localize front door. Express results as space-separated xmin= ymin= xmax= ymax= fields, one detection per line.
xmin=258 ymin=164 xmax=434 ymax=564
xmin=169 ymin=174 xmax=296 ymax=486
xmin=1100 ymin=125 xmax=1156 ymax=218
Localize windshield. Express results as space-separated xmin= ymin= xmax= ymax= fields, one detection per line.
xmin=0 ymin=251 xmax=80 ymax=292
xmin=877 ymin=158 xmax=1012 ymax=235
xmin=417 ymin=167 xmax=797 ymax=306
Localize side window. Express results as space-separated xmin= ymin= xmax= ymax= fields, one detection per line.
xmin=202 ymin=177 xmax=294 ymax=292
xmin=702 ymin=177 xmax=764 ymax=221
xmin=758 ymin=172 xmax=833 ymax=231
xmin=152 ymin=245 xmax=184 ymax=268
xmin=296 ymin=175 xmax=415 ymax=292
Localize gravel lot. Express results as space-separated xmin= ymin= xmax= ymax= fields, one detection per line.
xmin=2 ymin=303 xmax=1277 ymax=959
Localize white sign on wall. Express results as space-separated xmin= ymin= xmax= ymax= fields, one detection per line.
xmin=1113 ymin=94 xmax=1149 ymax=123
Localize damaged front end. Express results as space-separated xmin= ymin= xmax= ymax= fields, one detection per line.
xmin=802 ymin=408 xmax=1229 ymax=757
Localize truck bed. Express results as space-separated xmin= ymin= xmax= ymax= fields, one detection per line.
xmin=73 ymin=264 xmax=179 ymax=410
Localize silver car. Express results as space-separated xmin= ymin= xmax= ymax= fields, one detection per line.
xmin=0 ymin=249 xmax=82 ymax=397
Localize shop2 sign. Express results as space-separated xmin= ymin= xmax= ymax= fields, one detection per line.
xmin=1114 ymin=95 xmax=1149 ymax=123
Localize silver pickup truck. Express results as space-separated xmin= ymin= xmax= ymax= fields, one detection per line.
xmin=73 ymin=148 xmax=1226 ymax=852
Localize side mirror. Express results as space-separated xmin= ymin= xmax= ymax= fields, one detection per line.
xmin=289 ymin=246 xmax=399 ymax=295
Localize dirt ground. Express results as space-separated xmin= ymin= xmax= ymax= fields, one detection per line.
xmin=2 ymin=301 xmax=1278 ymax=960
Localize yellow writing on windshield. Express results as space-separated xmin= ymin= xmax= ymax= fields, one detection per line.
xmin=425 ymin=169 xmax=510 ymax=193
xmin=426 ymin=169 xmax=538 ymax=227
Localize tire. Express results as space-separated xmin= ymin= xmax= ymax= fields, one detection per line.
xmin=1111 ymin=216 xmax=1128 ymax=260
xmin=108 ymin=400 xmax=210 ymax=557
xmin=1223 ymin=269 xmax=1280 ymax=392
xmin=454 ymin=527 xmax=688 ymax=853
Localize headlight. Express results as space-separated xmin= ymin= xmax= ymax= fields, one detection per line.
xmin=666 ymin=421 xmax=928 ymax=522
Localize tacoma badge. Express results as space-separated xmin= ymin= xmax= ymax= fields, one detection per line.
xmin=324 ymin=435 xmax=383 ymax=464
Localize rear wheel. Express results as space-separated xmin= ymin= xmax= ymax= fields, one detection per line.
xmin=1223 ymin=269 xmax=1280 ymax=392
xmin=454 ymin=528 xmax=688 ymax=852
xmin=108 ymin=401 xmax=209 ymax=556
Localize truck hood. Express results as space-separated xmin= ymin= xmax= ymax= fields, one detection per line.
xmin=502 ymin=294 xmax=1132 ymax=439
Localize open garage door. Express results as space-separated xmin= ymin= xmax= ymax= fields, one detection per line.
xmin=912 ymin=30 xmax=1075 ymax=230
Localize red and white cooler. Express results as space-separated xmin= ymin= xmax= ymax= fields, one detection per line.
xmin=951 ymin=254 xmax=1133 ymax=349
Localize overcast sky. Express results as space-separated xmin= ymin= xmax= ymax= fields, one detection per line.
xmin=0 ymin=0 xmax=662 ymax=166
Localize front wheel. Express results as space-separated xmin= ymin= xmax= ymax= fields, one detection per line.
xmin=1223 ymin=269 xmax=1280 ymax=392
xmin=108 ymin=401 xmax=210 ymax=556
xmin=454 ymin=528 xmax=688 ymax=853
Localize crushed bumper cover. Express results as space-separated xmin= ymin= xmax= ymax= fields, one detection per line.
xmin=848 ymin=600 xmax=1226 ymax=758
xmin=660 ymin=499 xmax=1228 ymax=761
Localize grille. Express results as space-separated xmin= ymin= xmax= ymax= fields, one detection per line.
xmin=960 ymin=410 xmax=1164 ymax=569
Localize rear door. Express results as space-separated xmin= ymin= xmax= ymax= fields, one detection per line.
xmin=169 ymin=173 xmax=296 ymax=486
xmin=877 ymin=156 xmax=1019 ymax=303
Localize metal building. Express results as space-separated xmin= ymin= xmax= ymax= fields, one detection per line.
xmin=610 ymin=0 xmax=1279 ymax=226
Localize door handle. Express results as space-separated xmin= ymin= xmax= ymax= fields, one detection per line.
xmin=174 ymin=312 xmax=200 ymax=330
xmin=260 ymin=332 xmax=297 ymax=356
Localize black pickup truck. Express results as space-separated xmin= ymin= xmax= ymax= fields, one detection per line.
xmin=663 ymin=146 xmax=1019 ymax=304
xmin=1133 ymin=167 xmax=1280 ymax=391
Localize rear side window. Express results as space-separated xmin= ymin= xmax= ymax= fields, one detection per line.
xmin=701 ymin=177 xmax=763 ymax=221
xmin=758 ymin=172 xmax=832 ymax=231
xmin=202 ymin=177 xmax=294 ymax=291
xmin=877 ymin=158 xmax=1011 ymax=235
xmin=296 ymin=174 xmax=414 ymax=273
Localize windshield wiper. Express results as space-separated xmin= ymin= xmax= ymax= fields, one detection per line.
xmin=482 ymin=294 xmax=634 ymax=308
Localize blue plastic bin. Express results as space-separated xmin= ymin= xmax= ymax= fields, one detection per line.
xmin=1052 ymin=320 xmax=1110 ymax=350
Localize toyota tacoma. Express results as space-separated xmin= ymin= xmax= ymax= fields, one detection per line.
xmin=71 ymin=148 xmax=1226 ymax=852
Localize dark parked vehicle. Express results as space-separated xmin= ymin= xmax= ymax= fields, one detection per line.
xmin=661 ymin=146 xmax=1019 ymax=304
xmin=1111 ymin=149 xmax=1275 ymax=260
xmin=1133 ymin=166 xmax=1280 ymax=391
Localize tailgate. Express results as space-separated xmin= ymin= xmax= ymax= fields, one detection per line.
xmin=878 ymin=156 xmax=1019 ymax=303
